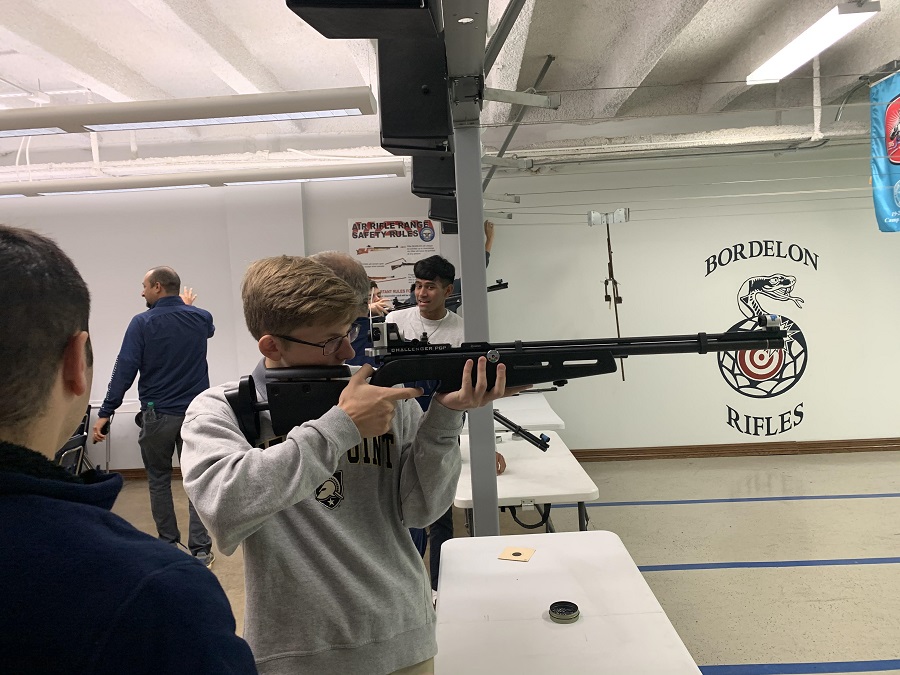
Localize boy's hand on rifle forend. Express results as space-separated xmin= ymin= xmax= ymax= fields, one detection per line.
xmin=339 ymin=364 xmax=423 ymax=437
xmin=435 ymin=357 xmax=531 ymax=411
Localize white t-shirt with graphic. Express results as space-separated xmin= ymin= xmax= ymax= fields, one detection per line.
xmin=384 ymin=306 xmax=464 ymax=348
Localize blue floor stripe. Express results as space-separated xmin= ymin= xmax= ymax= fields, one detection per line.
xmin=699 ymin=659 xmax=900 ymax=674
xmin=550 ymin=492 xmax=900 ymax=509
xmin=639 ymin=556 xmax=900 ymax=572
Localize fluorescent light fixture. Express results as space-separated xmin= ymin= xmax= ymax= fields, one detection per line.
xmin=747 ymin=2 xmax=880 ymax=84
xmin=39 ymin=184 xmax=210 ymax=196
xmin=0 ymin=88 xmax=376 ymax=137
xmin=223 ymin=174 xmax=396 ymax=186
xmin=0 ymin=127 xmax=65 ymax=138
xmin=84 ymin=109 xmax=362 ymax=132
xmin=0 ymin=193 xmax=25 ymax=198
xmin=223 ymin=179 xmax=308 ymax=186
xmin=305 ymin=173 xmax=397 ymax=183
xmin=0 ymin=159 xmax=406 ymax=197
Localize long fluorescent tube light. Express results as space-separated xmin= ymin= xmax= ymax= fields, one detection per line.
xmin=0 ymin=159 xmax=405 ymax=197
xmin=39 ymin=184 xmax=211 ymax=196
xmin=747 ymin=2 xmax=880 ymax=85
xmin=0 ymin=127 xmax=65 ymax=138
xmin=224 ymin=174 xmax=396 ymax=186
xmin=84 ymin=109 xmax=362 ymax=132
xmin=0 ymin=87 xmax=376 ymax=137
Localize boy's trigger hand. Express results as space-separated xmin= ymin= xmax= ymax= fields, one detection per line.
xmin=339 ymin=366 xmax=422 ymax=437
xmin=348 ymin=364 xmax=421 ymax=398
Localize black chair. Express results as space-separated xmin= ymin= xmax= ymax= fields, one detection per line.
xmin=54 ymin=405 xmax=95 ymax=475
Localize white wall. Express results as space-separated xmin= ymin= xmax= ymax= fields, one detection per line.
xmin=0 ymin=183 xmax=303 ymax=468
xmin=483 ymin=145 xmax=900 ymax=449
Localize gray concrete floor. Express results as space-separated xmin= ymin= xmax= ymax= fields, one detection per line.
xmin=112 ymin=450 xmax=900 ymax=674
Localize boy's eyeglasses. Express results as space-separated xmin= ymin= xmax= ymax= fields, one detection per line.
xmin=274 ymin=323 xmax=361 ymax=356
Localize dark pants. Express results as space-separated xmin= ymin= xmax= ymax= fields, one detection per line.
xmin=428 ymin=507 xmax=454 ymax=591
xmin=138 ymin=409 xmax=211 ymax=556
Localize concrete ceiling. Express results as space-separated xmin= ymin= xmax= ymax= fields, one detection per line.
xmin=0 ymin=0 xmax=894 ymax=184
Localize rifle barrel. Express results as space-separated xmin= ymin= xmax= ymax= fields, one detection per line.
xmin=371 ymin=329 xmax=785 ymax=392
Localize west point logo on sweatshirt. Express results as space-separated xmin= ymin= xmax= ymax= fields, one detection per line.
xmin=315 ymin=471 xmax=344 ymax=510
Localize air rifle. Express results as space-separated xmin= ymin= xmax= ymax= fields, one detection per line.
xmin=226 ymin=315 xmax=786 ymax=445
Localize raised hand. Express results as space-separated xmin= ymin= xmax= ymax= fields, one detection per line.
xmin=181 ymin=286 xmax=197 ymax=305
xmin=338 ymin=364 xmax=423 ymax=437
xmin=369 ymin=298 xmax=392 ymax=316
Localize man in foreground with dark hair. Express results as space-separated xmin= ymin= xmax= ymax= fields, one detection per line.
xmin=93 ymin=265 xmax=216 ymax=566
xmin=0 ymin=225 xmax=255 ymax=674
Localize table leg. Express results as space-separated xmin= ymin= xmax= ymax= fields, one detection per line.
xmin=540 ymin=504 xmax=556 ymax=533
xmin=578 ymin=501 xmax=589 ymax=531
xmin=466 ymin=509 xmax=474 ymax=537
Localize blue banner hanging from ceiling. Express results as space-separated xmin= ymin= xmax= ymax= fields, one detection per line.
xmin=871 ymin=71 xmax=900 ymax=232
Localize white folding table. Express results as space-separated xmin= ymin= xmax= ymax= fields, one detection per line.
xmin=456 ymin=430 xmax=599 ymax=532
xmin=435 ymin=531 xmax=701 ymax=674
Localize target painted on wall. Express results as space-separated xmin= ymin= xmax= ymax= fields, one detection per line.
xmin=717 ymin=274 xmax=808 ymax=398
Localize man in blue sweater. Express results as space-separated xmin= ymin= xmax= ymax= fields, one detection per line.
xmin=92 ymin=265 xmax=215 ymax=565
xmin=0 ymin=224 xmax=255 ymax=674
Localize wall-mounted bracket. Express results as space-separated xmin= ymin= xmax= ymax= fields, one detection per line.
xmin=483 ymin=87 xmax=560 ymax=110
xmin=482 ymin=155 xmax=533 ymax=169
xmin=588 ymin=208 xmax=630 ymax=227
xmin=483 ymin=192 xmax=521 ymax=203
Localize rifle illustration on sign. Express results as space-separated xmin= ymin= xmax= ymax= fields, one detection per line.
xmin=356 ymin=245 xmax=400 ymax=255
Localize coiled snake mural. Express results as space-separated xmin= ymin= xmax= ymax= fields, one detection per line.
xmin=717 ymin=273 xmax=808 ymax=397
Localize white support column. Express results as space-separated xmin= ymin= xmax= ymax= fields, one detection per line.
xmin=453 ymin=123 xmax=499 ymax=537
xmin=444 ymin=0 xmax=496 ymax=536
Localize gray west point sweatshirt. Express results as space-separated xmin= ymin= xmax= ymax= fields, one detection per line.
xmin=180 ymin=361 xmax=463 ymax=675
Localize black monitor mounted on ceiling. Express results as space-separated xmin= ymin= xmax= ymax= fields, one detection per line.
xmin=377 ymin=38 xmax=452 ymax=156
xmin=411 ymin=154 xmax=456 ymax=198
xmin=429 ymin=196 xmax=458 ymax=234
xmin=286 ymin=0 xmax=452 ymax=158
xmin=284 ymin=1 xmax=439 ymax=40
